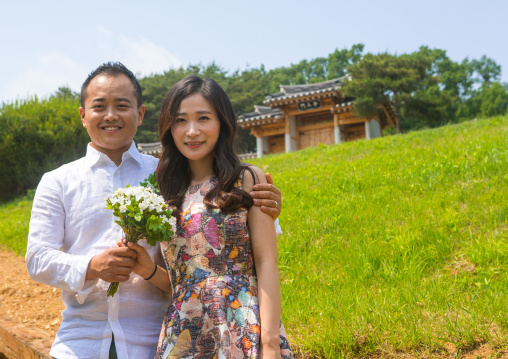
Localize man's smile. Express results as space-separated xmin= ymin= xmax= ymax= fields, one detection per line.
xmin=101 ymin=125 xmax=122 ymax=132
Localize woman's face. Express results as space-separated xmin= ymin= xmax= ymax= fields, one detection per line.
xmin=171 ymin=93 xmax=221 ymax=163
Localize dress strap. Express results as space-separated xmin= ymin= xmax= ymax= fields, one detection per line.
xmin=236 ymin=166 xmax=253 ymax=191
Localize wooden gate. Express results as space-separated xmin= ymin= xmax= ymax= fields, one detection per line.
xmin=298 ymin=113 xmax=334 ymax=150
xmin=268 ymin=135 xmax=285 ymax=154
xmin=343 ymin=124 xmax=365 ymax=142
xmin=299 ymin=126 xmax=334 ymax=149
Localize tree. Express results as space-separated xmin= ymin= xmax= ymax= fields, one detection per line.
xmin=52 ymin=86 xmax=80 ymax=101
xmin=415 ymin=47 xmax=503 ymax=121
xmin=471 ymin=55 xmax=502 ymax=83
xmin=226 ymin=66 xmax=271 ymax=152
xmin=402 ymin=85 xmax=453 ymax=130
xmin=326 ymin=43 xmax=364 ymax=79
xmin=266 ymin=44 xmax=364 ymax=91
xmin=342 ymin=53 xmax=434 ymax=133
xmin=477 ymin=82 xmax=508 ymax=117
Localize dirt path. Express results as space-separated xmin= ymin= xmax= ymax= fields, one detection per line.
xmin=0 ymin=250 xmax=63 ymax=337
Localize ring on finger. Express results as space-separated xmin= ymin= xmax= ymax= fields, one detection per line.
xmin=274 ymin=200 xmax=278 ymax=208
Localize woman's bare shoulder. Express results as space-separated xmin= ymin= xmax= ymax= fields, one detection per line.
xmin=241 ymin=165 xmax=266 ymax=193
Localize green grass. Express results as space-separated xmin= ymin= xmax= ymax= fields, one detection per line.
xmin=249 ymin=116 xmax=508 ymax=357
xmin=2 ymin=116 xmax=507 ymax=357
xmin=0 ymin=192 xmax=33 ymax=255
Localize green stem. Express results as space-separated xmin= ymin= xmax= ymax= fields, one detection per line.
xmin=107 ymin=227 xmax=140 ymax=297
xmin=107 ymin=282 xmax=119 ymax=297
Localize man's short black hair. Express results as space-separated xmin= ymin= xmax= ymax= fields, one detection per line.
xmin=80 ymin=62 xmax=142 ymax=108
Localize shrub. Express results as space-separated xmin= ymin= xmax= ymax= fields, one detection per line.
xmin=0 ymin=96 xmax=88 ymax=202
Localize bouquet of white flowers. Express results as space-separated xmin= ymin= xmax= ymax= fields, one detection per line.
xmin=105 ymin=174 xmax=176 ymax=297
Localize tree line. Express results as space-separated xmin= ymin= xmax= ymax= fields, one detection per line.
xmin=1 ymin=44 xmax=507 ymax=201
xmin=135 ymin=44 xmax=507 ymax=150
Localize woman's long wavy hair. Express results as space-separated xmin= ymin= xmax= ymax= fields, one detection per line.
xmin=156 ymin=75 xmax=254 ymax=213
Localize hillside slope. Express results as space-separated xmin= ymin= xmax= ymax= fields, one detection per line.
xmin=249 ymin=116 xmax=508 ymax=357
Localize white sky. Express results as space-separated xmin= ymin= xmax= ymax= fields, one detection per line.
xmin=1 ymin=0 xmax=506 ymax=104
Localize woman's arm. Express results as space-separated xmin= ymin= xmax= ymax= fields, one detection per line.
xmin=243 ymin=167 xmax=283 ymax=359
xmin=117 ymin=239 xmax=172 ymax=294
xmin=250 ymin=172 xmax=282 ymax=220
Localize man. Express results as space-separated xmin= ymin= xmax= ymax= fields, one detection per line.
xmin=26 ymin=62 xmax=282 ymax=359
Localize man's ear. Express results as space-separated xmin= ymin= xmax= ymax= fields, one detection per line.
xmin=79 ymin=107 xmax=86 ymax=127
xmin=137 ymin=104 xmax=145 ymax=126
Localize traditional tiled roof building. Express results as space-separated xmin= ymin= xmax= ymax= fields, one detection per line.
xmin=136 ymin=142 xmax=161 ymax=157
xmin=238 ymin=77 xmax=396 ymax=158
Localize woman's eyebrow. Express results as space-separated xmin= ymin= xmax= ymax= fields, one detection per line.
xmin=176 ymin=110 xmax=213 ymax=116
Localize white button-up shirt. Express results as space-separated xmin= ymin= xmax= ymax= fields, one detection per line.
xmin=26 ymin=143 xmax=169 ymax=359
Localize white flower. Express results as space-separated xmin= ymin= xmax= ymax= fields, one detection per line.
xmin=106 ymin=183 xmax=174 ymax=241
xmin=162 ymin=216 xmax=177 ymax=232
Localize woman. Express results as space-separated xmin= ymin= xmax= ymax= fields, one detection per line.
xmin=125 ymin=75 xmax=293 ymax=358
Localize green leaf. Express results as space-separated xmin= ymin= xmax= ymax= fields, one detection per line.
xmin=140 ymin=172 xmax=159 ymax=193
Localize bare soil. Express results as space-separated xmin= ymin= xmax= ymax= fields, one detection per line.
xmin=0 ymin=250 xmax=506 ymax=358
xmin=0 ymin=250 xmax=63 ymax=338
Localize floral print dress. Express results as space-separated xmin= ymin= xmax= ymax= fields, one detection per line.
xmin=156 ymin=176 xmax=293 ymax=359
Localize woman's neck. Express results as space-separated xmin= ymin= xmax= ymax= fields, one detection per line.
xmin=188 ymin=157 xmax=214 ymax=186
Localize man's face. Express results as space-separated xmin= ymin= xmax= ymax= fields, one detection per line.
xmin=79 ymin=74 xmax=144 ymax=163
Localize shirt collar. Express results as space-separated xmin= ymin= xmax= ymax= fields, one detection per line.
xmin=122 ymin=141 xmax=142 ymax=164
xmin=84 ymin=142 xmax=142 ymax=168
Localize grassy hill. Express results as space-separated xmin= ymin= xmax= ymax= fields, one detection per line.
xmin=2 ymin=116 xmax=507 ymax=357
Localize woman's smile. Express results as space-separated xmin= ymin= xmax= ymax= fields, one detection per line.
xmin=185 ymin=141 xmax=205 ymax=148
